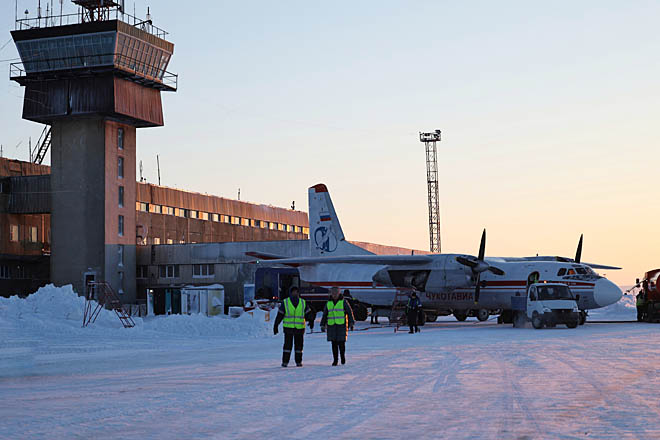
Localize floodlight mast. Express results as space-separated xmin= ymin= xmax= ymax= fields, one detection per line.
xmin=419 ymin=129 xmax=442 ymax=253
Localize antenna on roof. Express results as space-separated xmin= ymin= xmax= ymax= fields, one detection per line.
xmin=139 ymin=160 xmax=144 ymax=182
xmin=156 ymin=154 xmax=161 ymax=186
xmin=238 ymin=188 xmax=241 ymax=201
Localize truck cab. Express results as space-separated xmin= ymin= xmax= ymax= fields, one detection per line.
xmin=527 ymin=283 xmax=580 ymax=329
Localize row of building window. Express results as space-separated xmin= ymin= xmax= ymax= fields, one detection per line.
xmin=0 ymin=264 xmax=30 ymax=279
xmin=9 ymin=225 xmax=41 ymax=243
xmin=136 ymin=202 xmax=309 ymax=235
xmin=137 ymin=264 xmax=215 ymax=279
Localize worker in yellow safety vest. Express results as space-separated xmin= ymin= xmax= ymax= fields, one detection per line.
xmin=321 ymin=287 xmax=355 ymax=366
xmin=273 ymin=286 xmax=315 ymax=367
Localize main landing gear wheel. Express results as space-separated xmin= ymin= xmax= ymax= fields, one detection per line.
xmin=532 ymin=313 xmax=544 ymax=329
xmin=453 ymin=310 xmax=468 ymax=322
xmin=425 ymin=313 xmax=438 ymax=323
xmin=476 ymin=309 xmax=489 ymax=322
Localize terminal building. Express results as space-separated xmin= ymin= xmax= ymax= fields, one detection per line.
xmin=0 ymin=156 xmax=421 ymax=308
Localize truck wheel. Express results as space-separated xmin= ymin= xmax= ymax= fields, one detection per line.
xmin=425 ymin=313 xmax=438 ymax=323
xmin=453 ymin=310 xmax=468 ymax=322
xmin=566 ymin=320 xmax=578 ymax=329
xmin=532 ymin=313 xmax=544 ymax=329
xmin=476 ymin=309 xmax=489 ymax=322
xmin=352 ymin=303 xmax=368 ymax=322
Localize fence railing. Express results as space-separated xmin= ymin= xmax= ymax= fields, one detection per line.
xmin=10 ymin=52 xmax=177 ymax=90
xmin=15 ymin=9 xmax=168 ymax=39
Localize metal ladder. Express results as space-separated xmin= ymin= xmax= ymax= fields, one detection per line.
xmin=32 ymin=125 xmax=51 ymax=165
xmin=391 ymin=290 xmax=411 ymax=333
xmin=83 ymin=281 xmax=136 ymax=328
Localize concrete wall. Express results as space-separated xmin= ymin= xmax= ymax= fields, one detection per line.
xmin=50 ymin=118 xmax=137 ymax=301
xmin=51 ymin=119 xmax=106 ymax=296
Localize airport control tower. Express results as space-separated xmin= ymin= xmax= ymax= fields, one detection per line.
xmin=10 ymin=0 xmax=176 ymax=301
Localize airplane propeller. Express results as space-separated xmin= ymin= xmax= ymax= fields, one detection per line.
xmin=575 ymin=234 xmax=583 ymax=263
xmin=455 ymin=229 xmax=505 ymax=304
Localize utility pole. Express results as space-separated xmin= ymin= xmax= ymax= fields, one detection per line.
xmin=419 ymin=129 xmax=442 ymax=253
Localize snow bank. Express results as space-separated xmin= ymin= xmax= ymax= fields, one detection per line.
xmin=141 ymin=308 xmax=275 ymax=338
xmin=589 ymin=290 xmax=637 ymax=321
xmin=0 ymin=284 xmax=125 ymax=335
xmin=0 ymin=284 xmax=275 ymax=340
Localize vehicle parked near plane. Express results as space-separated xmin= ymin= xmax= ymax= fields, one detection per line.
xmin=526 ymin=283 xmax=580 ymax=329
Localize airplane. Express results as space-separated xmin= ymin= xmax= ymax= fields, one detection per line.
xmin=251 ymin=183 xmax=623 ymax=325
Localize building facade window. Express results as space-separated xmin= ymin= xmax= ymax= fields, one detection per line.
xmin=118 ymin=128 xmax=124 ymax=150
xmin=153 ymin=237 xmax=161 ymax=245
xmin=118 ymin=244 xmax=124 ymax=266
xmin=159 ymin=264 xmax=179 ymax=278
xmin=0 ymin=265 xmax=9 ymax=279
xmin=10 ymin=225 xmax=19 ymax=242
xmin=212 ymin=213 xmax=219 ymax=222
xmin=118 ymin=157 xmax=124 ymax=178
xmin=28 ymin=226 xmax=38 ymax=243
xmin=166 ymin=238 xmax=174 ymax=244
xmin=118 ymin=271 xmax=124 ymax=294
xmin=193 ymin=264 xmax=215 ymax=278
xmin=137 ymin=265 xmax=148 ymax=279
xmin=118 ymin=186 xmax=124 ymax=208
xmin=118 ymin=215 xmax=124 ymax=236
xmin=16 ymin=265 xmax=28 ymax=279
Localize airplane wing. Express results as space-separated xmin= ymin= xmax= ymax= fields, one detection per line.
xmin=581 ymin=262 xmax=622 ymax=270
xmin=245 ymin=251 xmax=287 ymax=260
xmin=503 ymin=256 xmax=622 ymax=270
xmin=249 ymin=254 xmax=434 ymax=266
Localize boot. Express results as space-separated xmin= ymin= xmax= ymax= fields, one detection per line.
xmin=281 ymin=363 xmax=288 ymax=368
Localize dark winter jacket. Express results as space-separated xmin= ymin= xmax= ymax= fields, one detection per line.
xmin=320 ymin=296 xmax=355 ymax=342
xmin=406 ymin=296 xmax=422 ymax=313
xmin=273 ymin=296 xmax=316 ymax=335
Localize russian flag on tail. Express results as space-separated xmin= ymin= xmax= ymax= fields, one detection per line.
xmin=320 ymin=212 xmax=331 ymax=222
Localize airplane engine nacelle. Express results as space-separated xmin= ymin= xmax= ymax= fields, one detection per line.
xmin=372 ymin=255 xmax=473 ymax=292
xmin=423 ymin=256 xmax=474 ymax=293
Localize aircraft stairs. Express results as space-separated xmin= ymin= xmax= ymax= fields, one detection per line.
xmin=391 ymin=290 xmax=411 ymax=333
xmin=83 ymin=281 xmax=136 ymax=328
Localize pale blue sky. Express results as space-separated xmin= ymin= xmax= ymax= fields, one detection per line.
xmin=1 ymin=1 xmax=659 ymax=284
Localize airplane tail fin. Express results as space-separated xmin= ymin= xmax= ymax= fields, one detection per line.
xmin=308 ymin=184 xmax=348 ymax=256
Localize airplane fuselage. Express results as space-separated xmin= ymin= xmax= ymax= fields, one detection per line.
xmin=298 ymin=254 xmax=621 ymax=312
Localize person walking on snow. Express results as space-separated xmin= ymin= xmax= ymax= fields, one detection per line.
xmin=406 ymin=291 xmax=422 ymax=334
xmin=321 ymin=287 xmax=355 ymax=366
xmin=273 ymin=286 xmax=315 ymax=367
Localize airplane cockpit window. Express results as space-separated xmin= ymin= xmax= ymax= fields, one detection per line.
xmin=575 ymin=267 xmax=588 ymax=275
xmin=567 ymin=269 xmax=576 ymax=275
xmin=557 ymin=268 xmax=567 ymax=276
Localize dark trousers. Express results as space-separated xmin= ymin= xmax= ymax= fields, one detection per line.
xmin=283 ymin=332 xmax=304 ymax=365
xmin=331 ymin=341 xmax=346 ymax=363
xmin=407 ymin=310 xmax=419 ymax=333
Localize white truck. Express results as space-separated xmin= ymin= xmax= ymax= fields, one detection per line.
xmin=526 ymin=283 xmax=580 ymax=329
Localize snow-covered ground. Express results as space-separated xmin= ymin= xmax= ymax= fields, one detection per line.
xmin=2 ymin=286 xmax=658 ymax=439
